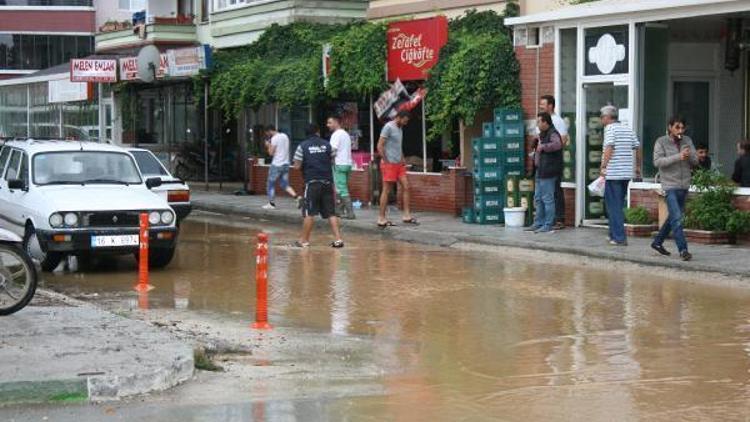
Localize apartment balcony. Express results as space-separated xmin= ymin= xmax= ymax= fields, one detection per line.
xmin=95 ymin=15 xmax=197 ymax=53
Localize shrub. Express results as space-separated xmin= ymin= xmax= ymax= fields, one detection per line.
xmin=685 ymin=169 xmax=749 ymax=234
xmin=624 ymin=206 xmax=653 ymax=225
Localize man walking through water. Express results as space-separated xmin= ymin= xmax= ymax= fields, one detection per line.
xmin=263 ymin=125 xmax=302 ymax=210
xmin=327 ymin=115 xmax=356 ymax=220
xmin=377 ymin=111 xmax=418 ymax=228
xmin=292 ymin=124 xmax=344 ymax=248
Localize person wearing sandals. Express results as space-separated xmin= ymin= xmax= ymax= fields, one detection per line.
xmin=292 ymin=123 xmax=344 ymax=249
xmin=377 ymin=110 xmax=419 ymax=228
xmin=327 ymin=115 xmax=356 ymax=219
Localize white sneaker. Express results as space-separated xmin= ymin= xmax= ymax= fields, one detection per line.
xmin=262 ymin=203 xmax=276 ymax=210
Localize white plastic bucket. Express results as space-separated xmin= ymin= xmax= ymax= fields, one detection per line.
xmin=503 ymin=207 xmax=526 ymax=228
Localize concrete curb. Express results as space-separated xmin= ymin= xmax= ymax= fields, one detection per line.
xmin=0 ymin=291 xmax=195 ymax=406
xmin=193 ymin=197 xmax=750 ymax=279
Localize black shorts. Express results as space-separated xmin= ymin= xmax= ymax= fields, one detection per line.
xmin=303 ymin=180 xmax=336 ymax=219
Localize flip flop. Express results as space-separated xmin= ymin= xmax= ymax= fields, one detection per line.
xmin=290 ymin=241 xmax=310 ymax=248
xmin=402 ymin=218 xmax=420 ymax=226
xmin=377 ymin=221 xmax=396 ymax=229
xmin=330 ymin=240 xmax=345 ymax=248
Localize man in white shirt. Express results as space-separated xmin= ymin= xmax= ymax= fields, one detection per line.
xmin=327 ymin=115 xmax=356 ymax=219
xmin=263 ymin=125 xmax=301 ymax=210
xmin=539 ymin=95 xmax=569 ymax=229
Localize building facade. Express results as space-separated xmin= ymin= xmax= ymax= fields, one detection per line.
xmin=507 ymin=0 xmax=750 ymax=226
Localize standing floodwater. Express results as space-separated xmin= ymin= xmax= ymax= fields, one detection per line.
xmin=44 ymin=215 xmax=750 ymax=420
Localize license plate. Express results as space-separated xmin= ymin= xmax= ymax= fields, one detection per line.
xmin=91 ymin=235 xmax=139 ymax=248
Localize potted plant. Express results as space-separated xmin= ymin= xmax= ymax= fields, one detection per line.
xmin=684 ymin=169 xmax=750 ymax=244
xmin=624 ymin=206 xmax=657 ymax=237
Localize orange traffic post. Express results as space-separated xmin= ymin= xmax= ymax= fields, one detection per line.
xmin=251 ymin=232 xmax=272 ymax=330
xmin=135 ymin=213 xmax=154 ymax=293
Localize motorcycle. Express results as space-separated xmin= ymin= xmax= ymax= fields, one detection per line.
xmin=0 ymin=228 xmax=38 ymax=316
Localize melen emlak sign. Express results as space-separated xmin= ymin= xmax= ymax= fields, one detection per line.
xmin=70 ymin=59 xmax=117 ymax=83
xmin=387 ymin=16 xmax=448 ymax=82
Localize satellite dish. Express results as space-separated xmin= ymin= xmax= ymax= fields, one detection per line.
xmin=136 ymin=45 xmax=161 ymax=83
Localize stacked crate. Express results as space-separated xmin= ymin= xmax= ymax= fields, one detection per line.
xmin=464 ymin=108 xmax=527 ymax=225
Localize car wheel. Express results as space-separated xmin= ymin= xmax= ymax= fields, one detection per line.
xmin=23 ymin=226 xmax=63 ymax=272
xmin=134 ymin=247 xmax=176 ymax=269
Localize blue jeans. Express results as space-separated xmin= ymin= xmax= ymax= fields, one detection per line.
xmin=605 ymin=179 xmax=629 ymax=243
xmin=653 ymin=189 xmax=689 ymax=253
xmin=533 ymin=177 xmax=556 ymax=230
xmin=267 ymin=164 xmax=290 ymax=202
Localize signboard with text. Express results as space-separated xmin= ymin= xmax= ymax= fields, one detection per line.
xmin=48 ymin=79 xmax=91 ymax=103
xmin=119 ymin=54 xmax=169 ymax=81
xmin=387 ymin=16 xmax=448 ymax=82
xmin=70 ymin=59 xmax=117 ymax=83
xmin=167 ymin=45 xmax=212 ymax=77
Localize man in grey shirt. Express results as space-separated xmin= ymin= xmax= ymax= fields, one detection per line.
xmin=651 ymin=115 xmax=698 ymax=261
xmin=377 ymin=111 xmax=417 ymax=227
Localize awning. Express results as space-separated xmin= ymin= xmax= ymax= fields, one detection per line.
xmin=505 ymin=0 xmax=750 ymax=27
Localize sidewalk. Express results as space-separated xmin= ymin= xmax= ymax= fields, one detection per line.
xmin=193 ymin=190 xmax=750 ymax=278
xmin=0 ymin=290 xmax=193 ymax=405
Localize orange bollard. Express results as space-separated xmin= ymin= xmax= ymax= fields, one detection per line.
xmin=251 ymin=232 xmax=272 ymax=330
xmin=134 ymin=213 xmax=154 ymax=293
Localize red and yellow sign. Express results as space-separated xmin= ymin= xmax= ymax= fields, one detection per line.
xmin=387 ymin=16 xmax=448 ymax=82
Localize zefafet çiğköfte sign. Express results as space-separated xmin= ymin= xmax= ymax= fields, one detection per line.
xmin=387 ymin=16 xmax=448 ymax=82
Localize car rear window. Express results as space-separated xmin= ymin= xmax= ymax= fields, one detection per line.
xmin=131 ymin=151 xmax=169 ymax=176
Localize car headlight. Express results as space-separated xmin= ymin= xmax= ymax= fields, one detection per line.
xmin=160 ymin=210 xmax=174 ymax=225
xmin=49 ymin=213 xmax=63 ymax=228
xmin=63 ymin=213 xmax=78 ymax=227
xmin=148 ymin=211 xmax=161 ymax=225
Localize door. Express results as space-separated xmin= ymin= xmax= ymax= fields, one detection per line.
xmin=672 ymin=81 xmax=710 ymax=149
xmin=582 ymin=83 xmax=629 ymax=224
xmin=0 ymin=150 xmax=25 ymax=235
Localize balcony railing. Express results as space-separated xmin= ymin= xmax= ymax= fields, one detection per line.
xmin=0 ymin=0 xmax=93 ymax=6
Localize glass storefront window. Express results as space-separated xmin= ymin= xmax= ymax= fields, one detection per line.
xmin=29 ymin=82 xmax=60 ymax=139
xmin=1 ymin=1 xmax=93 ymax=5
xmin=560 ymin=28 xmax=577 ymax=183
xmin=0 ymin=85 xmax=28 ymax=138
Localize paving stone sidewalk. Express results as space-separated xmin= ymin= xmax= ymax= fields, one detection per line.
xmin=0 ymin=291 xmax=194 ymax=405
xmin=193 ymin=189 xmax=750 ymax=278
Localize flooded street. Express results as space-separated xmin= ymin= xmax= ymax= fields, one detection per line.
xmin=34 ymin=213 xmax=750 ymax=420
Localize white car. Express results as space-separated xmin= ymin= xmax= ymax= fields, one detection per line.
xmin=127 ymin=148 xmax=191 ymax=222
xmin=0 ymin=139 xmax=178 ymax=272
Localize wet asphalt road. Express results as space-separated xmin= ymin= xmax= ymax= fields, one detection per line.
xmin=4 ymin=212 xmax=750 ymax=421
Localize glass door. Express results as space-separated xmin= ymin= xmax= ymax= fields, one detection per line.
xmin=582 ymin=83 xmax=628 ymax=223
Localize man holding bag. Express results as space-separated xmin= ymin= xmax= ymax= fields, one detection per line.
xmin=599 ymin=105 xmax=641 ymax=246
xmin=651 ymin=116 xmax=698 ymax=261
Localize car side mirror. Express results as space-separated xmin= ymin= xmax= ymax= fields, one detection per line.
xmin=7 ymin=179 xmax=27 ymax=191
xmin=145 ymin=177 xmax=162 ymax=189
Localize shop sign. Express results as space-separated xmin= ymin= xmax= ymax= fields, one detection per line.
xmin=585 ymin=26 xmax=629 ymax=76
xmin=374 ymin=79 xmax=426 ymax=120
xmin=70 ymin=59 xmax=117 ymax=83
xmin=167 ymin=45 xmax=212 ymax=77
xmin=387 ymin=16 xmax=448 ymax=82
xmin=48 ymin=79 xmax=91 ymax=103
xmin=119 ymin=54 xmax=169 ymax=81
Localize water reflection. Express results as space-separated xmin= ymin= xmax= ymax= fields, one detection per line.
xmin=44 ymin=216 xmax=750 ymax=420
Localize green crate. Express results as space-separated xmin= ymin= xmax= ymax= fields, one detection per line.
xmin=462 ymin=207 xmax=476 ymax=224
xmin=475 ymin=207 xmax=504 ymax=225
xmin=502 ymin=137 xmax=525 ymax=153
xmin=474 ymin=194 xmax=504 ymax=210
xmin=520 ymin=192 xmax=535 ymax=226
xmin=473 ymin=167 xmax=502 ymax=181
xmin=473 ymin=153 xmax=501 ymax=169
xmin=493 ymin=123 xmax=503 ymax=138
xmin=494 ymin=108 xmax=524 ymax=124
xmin=500 ymin=122 xmax=525 ymax=138
xmin=474 ymin=180 xmax=504 ymax=196
xmin=518 ymin=178 xmax=535 ymax=193
xmin=472 ymin=137 xmax=502 ymax=155
xmin=482 ymin=122 xmax=493 ymax=138
xmin=504 ymin=164 xmax=525 ymax=178
xmin=501 ymin=151 xmax=526 ymax=167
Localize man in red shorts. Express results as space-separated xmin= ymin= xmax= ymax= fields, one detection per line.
xmin=377 ymin=111 xmax=417 ymax=227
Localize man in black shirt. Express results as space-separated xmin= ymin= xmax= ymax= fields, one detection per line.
xmin=292 ymin=124 xmax=344 ymax=248
xmin=695 ymin=144 xmax=712 ymax=172
xmin=732 ymin=140 xmax=750 ymax=188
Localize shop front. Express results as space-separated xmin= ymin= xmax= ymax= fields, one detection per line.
xmin=507 ymin=0 xmax=750 ymax=226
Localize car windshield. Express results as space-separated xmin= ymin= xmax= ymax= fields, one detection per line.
xmin=131 ymin=150 xmax=169 ymax=176
xmin=33 ymin=151 xmax=143 ymax=185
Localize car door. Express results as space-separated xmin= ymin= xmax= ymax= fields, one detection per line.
xmin=7 ymin=152 xmax=32 ymax=233
xmin=0 ymin=149 xmax=24 ymax=234
xmin=0 ymin=146 xmax=13 ymax=231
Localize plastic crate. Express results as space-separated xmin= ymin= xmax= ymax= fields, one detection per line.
xmin=462 ymin=207 xmax=476 ymax=224
xmin=474 ymin=194 xmax=504 ymax=210
xmin=475 ymin=207 xmax=504 ymax=225
xmin=504 ymin=164 xmax=525 ymax=178
xmin=501 ymin=151 xmax=526 ymax=167
xmin=482 ymin=122 xmax=494 ymax=138
xmin=519 ymin=192 xmax=534 ymax=226
xmin=518 ymin=178 xmax=535 ymax=193
xmin=474 ymin=180 xmax=504 ymax=196
xmin=494 ymin=108 xmax=524 ymax=124
xmin=473 ymin=153 xmax=501 ymax=169
xmin=499 ymin=122 xmax=525 ymax=138
xmin=472 ymin=137 xmax=502 ymax=155
xmin=473 ymin=167 xmax=502 ymax=181
xmin=502 ymin=138 xmax=525 ymax=153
